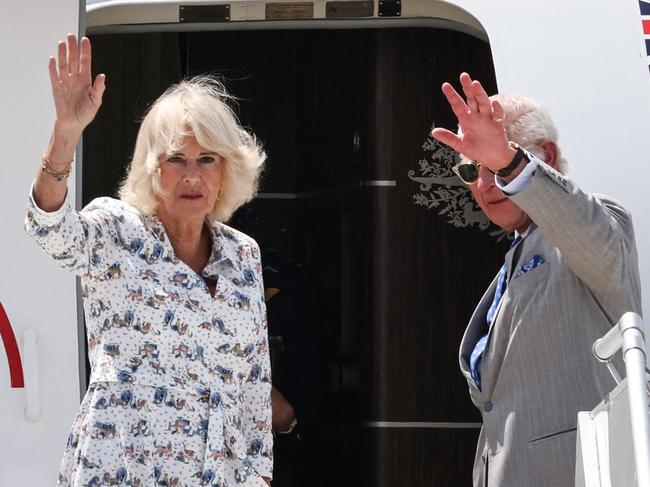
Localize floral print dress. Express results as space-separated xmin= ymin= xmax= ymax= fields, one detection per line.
xmin=25 ymin=194 xmax=273 ymax=487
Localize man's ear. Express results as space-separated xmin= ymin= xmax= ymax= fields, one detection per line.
xmin=539 ymin=140 xmax=560 ymax=171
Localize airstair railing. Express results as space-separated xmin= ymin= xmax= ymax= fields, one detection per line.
xmin=593 ymin=312 xmax=650 ymax=487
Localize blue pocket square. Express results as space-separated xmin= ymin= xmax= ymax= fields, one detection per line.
xmin=514 ymin=255 xmax=546 ymax=279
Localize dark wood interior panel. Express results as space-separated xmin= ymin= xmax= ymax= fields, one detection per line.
xmin=361 ymin=185 xmax=506 ymax=423
xmin=185 ymin=31 xmax=300 ymax=193
xmin=366 ymin=29 xmax=497 ymax=179
xmin=363 ymin=427 xmax=481 ymax=486
xmin=361 ymin=29 xmax=505 ymax=423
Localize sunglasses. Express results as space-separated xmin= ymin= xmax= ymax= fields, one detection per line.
xmin=452 ymin=159 xmax=496 ymax=185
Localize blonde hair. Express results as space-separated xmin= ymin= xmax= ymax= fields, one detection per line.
xmin=118 ymin=76 xmax=266 ymax=221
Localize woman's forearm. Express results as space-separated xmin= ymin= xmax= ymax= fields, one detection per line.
xmin=35 ymin=33 xmax=105 ymax=212
xmin=33 ymin=125 xmax=82 ymax=212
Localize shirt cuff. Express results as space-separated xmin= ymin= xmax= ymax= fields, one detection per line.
xmin=28 ymin=180 xmax=71 ymax=226
xmin=251 ymin=456 xmax=273 ymax=480
xmin=495 ymin=156 xmax=539 ymax=195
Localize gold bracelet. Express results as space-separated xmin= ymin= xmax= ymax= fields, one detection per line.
xmin=41 ymin=154 xmax=73 ymax=182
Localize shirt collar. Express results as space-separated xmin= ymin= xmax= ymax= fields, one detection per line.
xmin=142 ymin=213 xmax=167 ymax=243
xmin=514 ymin=223 xmax=537 ymax=241
xmin=208 ymin=220 xmax=244 ymax=272
xmin=142 ymin=213 xmax=244 ymax=272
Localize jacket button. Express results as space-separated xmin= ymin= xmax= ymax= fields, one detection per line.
xmin=484 ymin=401 xmax=493 ymax=412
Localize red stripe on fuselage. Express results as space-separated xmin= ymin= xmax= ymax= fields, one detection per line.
xmin=0 ymin=302 xmax=24 ymax=388
xmin=643 ymin=19 xmax=650 ymax=34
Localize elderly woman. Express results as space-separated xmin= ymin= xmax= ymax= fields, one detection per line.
xmin=26 ymin=34 xmax=272 ymax=486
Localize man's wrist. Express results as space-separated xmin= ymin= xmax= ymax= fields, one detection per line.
xmin=492 ymin=142 xmax=527 ymax=178
xmin=498 ymin=151 xmax=531 ymax=184
xmin=493 ymin=145 xmax=518 ymax=171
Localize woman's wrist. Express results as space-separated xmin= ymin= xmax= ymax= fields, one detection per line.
xmin=41 ymin=154 xmax=73 ymax=182
xmin=43 ymin=154 xmax=73 ymax=169
xmin=46 ymin=125 xmax=81 ymax=168
xmin=52 ymin=122 xmax=83 ymax=145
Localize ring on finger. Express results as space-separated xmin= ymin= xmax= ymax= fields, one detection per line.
xmin=493 ymin=116 xmax=504 ymax=123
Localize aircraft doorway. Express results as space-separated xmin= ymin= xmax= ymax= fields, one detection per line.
xmin=83 ymin=27 xmax=506 ymax=486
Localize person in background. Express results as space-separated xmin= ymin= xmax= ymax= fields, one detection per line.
xmin=263 ymin=248 xmax=321 ymax=487
xmin=26 ymin=34 xmax=272 ymax=486
xmin=431 ymin=72 xmax=642 ymax=486
xmin=229 ymin=207 xmax=322 ymax=487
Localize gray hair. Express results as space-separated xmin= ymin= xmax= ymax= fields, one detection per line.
xmin=119 ymin=76 xmax=266 ymax=221
xmin=491 ymin=93 xmax=568 ymax=174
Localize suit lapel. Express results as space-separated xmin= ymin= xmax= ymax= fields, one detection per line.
xmin=461 ymin=227 xmax=543 ymax=391
xmin=483 ymin=227 xmax=542 ymax=392
xmin=459 ymin=274 xmax=499 ymax=376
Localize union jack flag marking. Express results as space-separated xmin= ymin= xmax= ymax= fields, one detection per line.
xmin=640 ymin=1 xmax=650 ymax=72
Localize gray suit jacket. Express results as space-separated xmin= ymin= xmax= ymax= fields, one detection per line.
xmin=459 ymin=160 xmax=642 ymax=487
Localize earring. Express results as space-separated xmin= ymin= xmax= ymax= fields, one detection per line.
xmin=216 ymin=187 xmax=223 ymax=201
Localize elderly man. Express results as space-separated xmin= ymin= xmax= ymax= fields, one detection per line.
xmin=431 ymin=73 xmax=642 ymax=486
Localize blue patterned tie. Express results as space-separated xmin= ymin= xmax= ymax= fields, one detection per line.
xmin=470 ymin=236 xmax=522 ymax=390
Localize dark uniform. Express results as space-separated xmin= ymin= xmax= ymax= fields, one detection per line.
xmin=262 ymin=249 xmax=321 ymax=487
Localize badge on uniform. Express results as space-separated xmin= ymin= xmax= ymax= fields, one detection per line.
xmin=514 ymin=255 xmax=545 ymax=279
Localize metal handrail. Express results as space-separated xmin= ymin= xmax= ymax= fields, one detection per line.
xmin=22 ymin=329 xmax=41 ymax=422
xmin=592 ymin=312 xmax=650 ymax=487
